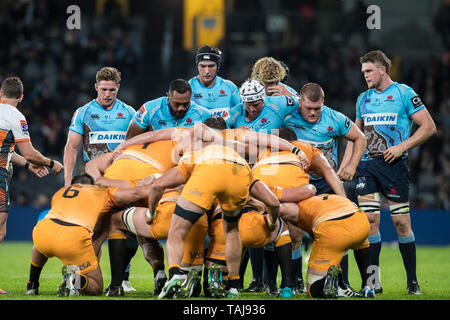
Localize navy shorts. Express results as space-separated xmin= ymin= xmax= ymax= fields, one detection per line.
xmin=312 ymin=178 xmax=359 ymax=204
xmin=356 ymin=158 xmax=410 ymax=203
xmin=0 ymin=168 xmax=11 ymax=212
xmin=311 ymin=178 xmax=333 ymax=195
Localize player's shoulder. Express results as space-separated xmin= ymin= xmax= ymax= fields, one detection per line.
xmin=142 ymin=96 xmax=166 ymax=112
xmin=322 ymin=105 xmax=347 ymax=119
xmin=190 ymin=102 xmax=211 ymax=115
xmin=115 ymin=99 xmax=136 ymax=113
xmin=219 ymin=77 xmax=239 ymax=90
xmin=393 ymin=82 xmax=416 ymax=95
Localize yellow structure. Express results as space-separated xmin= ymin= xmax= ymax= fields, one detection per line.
xmin=183 ymin=0 xmax=225 ymax=50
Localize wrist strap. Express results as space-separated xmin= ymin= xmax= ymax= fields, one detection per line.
xmin=291 ymin=146 xmax=300 ymax=155
xmin=49 ymin=159 xmax=55 ymax=168
xmin=24 ymin=161 xmax=30 ymax=170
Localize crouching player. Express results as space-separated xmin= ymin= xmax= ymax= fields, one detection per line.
xmin=280 ymin=194 xmax=375 ymax=298
xmin=26 ymin=173 xmax=152 ymax=296
xmin=204 ymin=185 xmax=314 ymax=299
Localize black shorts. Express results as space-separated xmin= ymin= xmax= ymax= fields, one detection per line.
xmin=0 ymin=168 xmax=11 ymax=212
xmin=356 ymin=158 xmax=410 ymax=203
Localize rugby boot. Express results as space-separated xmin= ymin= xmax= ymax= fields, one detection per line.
xmin=265 ymin=282 xmax=279 ymax=296
xmin=25 ymin=280 xmax=39 ymax=295
xmin=279 ymin=286 xmax=293 ymax=298
xmin=158 ymin=274 xmax=186 ymax=299
xmin=207 ymin=263 xmax=225 ymax=298
xmin=225 ymin=287 xmax=241 ymax=299
xmin=153 ymin=270 xmax=167 ymax=296
xmin=358 ymin=285 xmax=376 ymax=298
xmin=106 ymin=285 xmax=124 ymax=297
xmin=323 ymin=266 xmax=340 ymax=299
xmin=121 ymin=280 xmax=136 ymax=292
xmin=407 ymin=280 xmax=421 ymax=295
xmin=175 ymin=269 xmax=201 ymax=298
xmin=57 ymin=265 xmax=80 ymax=297
xmin=242 ymin=279 xmax=264 ymax=293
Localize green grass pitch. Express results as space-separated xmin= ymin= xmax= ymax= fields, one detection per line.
xmin=1 ymin=241 xmax=449 ymax=300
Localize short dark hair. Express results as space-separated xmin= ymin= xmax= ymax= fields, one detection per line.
xmin=0 ymin=76 xmax=23 ymax=99
xmin=360 ymin=50 xmax=392 ymax=74
xmin=300 ymin=83 xmax=324 ymax=102
xmin=204 ymin=116 xmax=227 ymax=130
xmin=168 ymin=79 xmax=192 ymax=95
xmin=71 ymin=173 xmax=95 ymax=185
xmin=279 ymin=60 xmax=289 ymax=84
xmin=274 ymin=127 xmax=297 ymax=141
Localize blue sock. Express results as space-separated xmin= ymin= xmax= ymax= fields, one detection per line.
xmin=399 ymin=232 xmax=417 ymax=283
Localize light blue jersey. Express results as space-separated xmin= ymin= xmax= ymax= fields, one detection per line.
xmin=280 ymin=82 xmax=298 ymax=95
xmin=356 ymin=82 xmax=424 ymax=161
xmin=132 ymin=96 xmax=211 ymax=131
xmin=189 ymin=76 xmax=241 ymax=118
xmin=69 ymin=99 xmax=135 ymax=162
xmin=226 ymin=95 xmax=298 ymax=133
xmin=283 ymin=105 xmax=352 ymax=179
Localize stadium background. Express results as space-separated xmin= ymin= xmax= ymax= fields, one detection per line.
xmin=1 ymin=0 xmax=449 ymax=244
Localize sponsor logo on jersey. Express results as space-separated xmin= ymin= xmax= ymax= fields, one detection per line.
xmin=136 ymin=105 xmax=147 ymax=123
xmin=363 ymin=113 xmax=398 ymax=125
xmin=194 ymin=93 xmax=203 ymax=98
xmin=20 ymin=120 xmax=29 ymax=135
xmin=91 ymin=114 xmax=100 ymax=119
xmin=89 ymin=131 xmax=127 ymax=144
xmin=210 ymin=108 xmax=230 ymax=119
xmin=410 ymin=95 xmax=423 ymax=109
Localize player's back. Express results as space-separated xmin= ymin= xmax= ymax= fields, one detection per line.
xmin=297 ymin=194 xmax=359 ymax=234
xmin=45 ymin=184 xmax=118 ymax=234
xmin=122 ymin=139 xmax=180 ymax=172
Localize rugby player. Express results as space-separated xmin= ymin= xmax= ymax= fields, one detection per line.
xmin=189 ymin=45 xmax=241 ymax=118
xmin=63 ymin=67 xmax=138 ymax=293
xmin=283 ymin=82 xmax=366 ymax=284
xmin=25 ymin=173 xmax=152 ymax=296
xmin=347 ymin=50 xmax=436 ymax=294
xmin=280 ymin=194 xmax=375 ymax=299
xmin=1 ymin=77 xmax=62 ymax=294
xmin=125 ymin=79 xmax=211 ymax=138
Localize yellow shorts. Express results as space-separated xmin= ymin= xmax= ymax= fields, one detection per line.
xmin=104 ymin=158 xmax=160 ymax=184
xmin=32 ymin=218 xmax=98 ymax=274
xmin=181 ymin=163 xmax=251 ymax=213
xmin=150 ymin=193 xmax=208 ymax=266
xmin=252 ymin=163 xmax=309 ymax=188
xmin=308 ymin=210 xmax=370 ymax=272
xmin=206 ymin=210 xmax=271 ymax=262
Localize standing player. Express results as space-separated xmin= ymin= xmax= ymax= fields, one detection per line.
xmin=347 ymin=50 xmax=436 ymax=294
xmin=125 ymin=79 xmax=211 ymax=138
xmin=189 ymin=45 xmax=241 ymax=118
xmin=283 ymin=82 xmax=366 ymax=286
xmin=0 ymin=76 xmax=64 ymax=293
xmin=250 ymin=57 xmax=298 ymax=97
xmin=227 ymin=79 xmax=297 ymax=133
xmin=63 ymin=66 xmax=137 ymax=294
